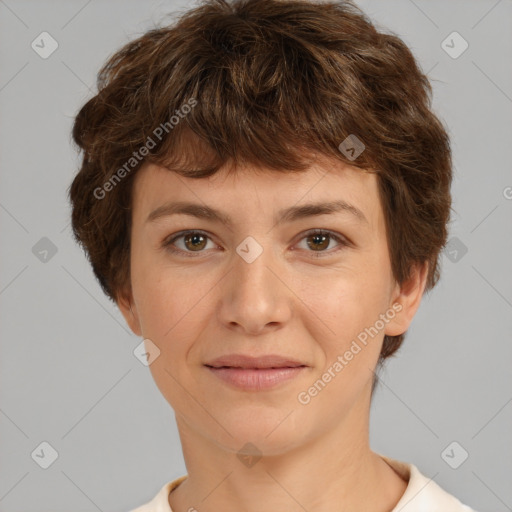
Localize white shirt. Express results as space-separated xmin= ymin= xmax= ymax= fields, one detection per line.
xmin=130 ymin=455 xmax=477 ymax=511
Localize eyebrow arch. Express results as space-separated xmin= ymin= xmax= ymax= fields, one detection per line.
xmin=146 ymin=199 xmax=368 ymax=227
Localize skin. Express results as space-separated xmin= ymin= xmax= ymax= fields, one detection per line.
xmin=117 ymin=153 xmax=428 ymax=512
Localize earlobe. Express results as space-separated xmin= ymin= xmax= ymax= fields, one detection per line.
xmin=116 ymin=288 xmax=143 ymax=337
xmin=384 ymin=261 xmax=429 ymax=337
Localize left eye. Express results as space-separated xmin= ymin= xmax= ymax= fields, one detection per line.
xmin=295 ymin=229 xmax=347 ymax=256
xmin=162 ymin=229 xmax=348 ymax=257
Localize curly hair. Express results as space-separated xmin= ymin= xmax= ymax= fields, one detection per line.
xmin=68 ymin=0 xmax=452 ymax=363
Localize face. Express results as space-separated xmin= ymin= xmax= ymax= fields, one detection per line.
xmin=118 ymin=155 xmax=426 ymax=456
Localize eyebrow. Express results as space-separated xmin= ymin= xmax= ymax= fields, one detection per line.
xmin=146 ymin=199 xmax=368 ymax=227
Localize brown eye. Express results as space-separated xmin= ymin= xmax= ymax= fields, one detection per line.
xmin=163 ymin=230 xmax=215 ymax=257
xmin=306 ymin=232 xmax=331 ymax=251
xmin=183 ymin=232 xmax=208 ymax=251
xmin=296 ymin=229 xmax=348 ymax=257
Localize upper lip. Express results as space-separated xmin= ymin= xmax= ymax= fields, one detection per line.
xmin=205 ymin=354 xmax=306 ymax=369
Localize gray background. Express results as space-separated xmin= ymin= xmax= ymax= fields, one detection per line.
xmin=0 ymin=0 xmax=511 ymax=511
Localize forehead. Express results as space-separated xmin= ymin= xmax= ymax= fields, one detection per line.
xmin=131 ymin=156 xmax=383 ymax=231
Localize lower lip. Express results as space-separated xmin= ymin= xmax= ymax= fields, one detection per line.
xmin=206 ymin=366 xmax=306 ymax=390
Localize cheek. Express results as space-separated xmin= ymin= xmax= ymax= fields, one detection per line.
xmin=131 ymin=242 xmax=189 ymax=333
xmin=131 ymin=254 xmax=218 ymax=369
xmin=304 ymin=262 xmax=391 ymax=335
xmin=136 ymin=275 xmax=203 ymax=342
xmin=133 ymin=266 xmax=208 ymax=407
xmin=297 ymin=277 xmax=388 ymax=415
xmin=303 ymin=263 xmax=393 ymax=388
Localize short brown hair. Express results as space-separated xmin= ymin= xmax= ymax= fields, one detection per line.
xmin=68 ymin=0 xmax=452 ymax=362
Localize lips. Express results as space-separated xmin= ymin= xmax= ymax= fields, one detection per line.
xmin=204 ymin=354 xmax=306 ymax=369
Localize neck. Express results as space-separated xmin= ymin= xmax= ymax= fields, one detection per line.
xmin=168 ymin=383 xmax=407 ymax=512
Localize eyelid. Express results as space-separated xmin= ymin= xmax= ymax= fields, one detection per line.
xmin=162 ymin=228 xmax=351 ymax=257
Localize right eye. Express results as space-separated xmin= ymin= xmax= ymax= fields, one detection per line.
xmin=162 ymin=230 xmax=218 ymax=257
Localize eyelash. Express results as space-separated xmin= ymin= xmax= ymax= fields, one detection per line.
xmin=162 ymin=229 xmax=349 ymax=258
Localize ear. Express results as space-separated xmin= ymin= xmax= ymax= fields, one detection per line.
xmin=385 ymin=261 xmax=429 ymax=337
xmin=116 ymin=286 xmax=143 ymax=337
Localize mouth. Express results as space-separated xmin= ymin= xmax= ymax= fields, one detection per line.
xmin=204 ymin=354 xmax=307 ymax=370
xmin=204 ymin=355 xmax=308 ymax=390
xmin=206 ymin=366 xmax=307 ymax=390
xmin=205 ymin=364 xmax=306 ymax=369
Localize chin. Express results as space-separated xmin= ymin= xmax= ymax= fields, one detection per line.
xmin=212 ymin=408 xmax=310 ymax=455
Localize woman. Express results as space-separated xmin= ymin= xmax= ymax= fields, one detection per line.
xmin=68 ymin=0 xmax=477 ymax=509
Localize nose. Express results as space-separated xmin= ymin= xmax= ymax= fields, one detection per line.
xmin=217 ymin=240 xmax=292 ymax=335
